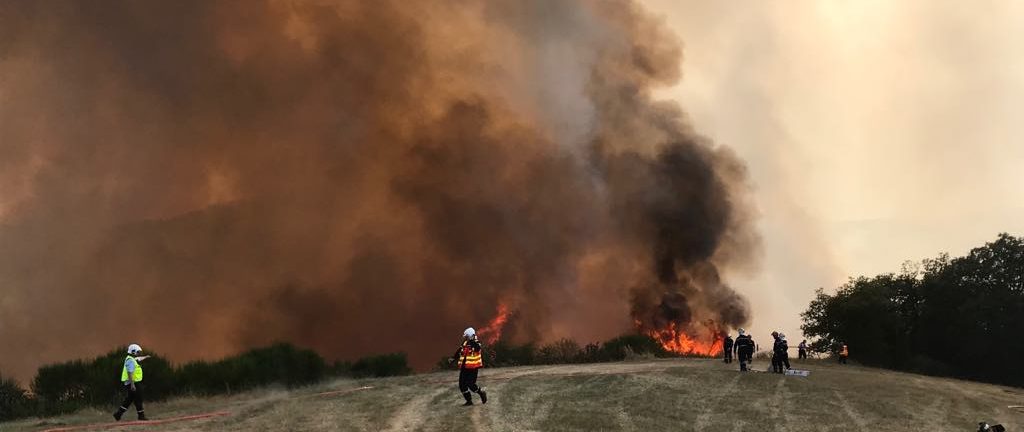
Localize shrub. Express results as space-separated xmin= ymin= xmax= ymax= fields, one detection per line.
xmin=490 ymin=341 xmax=536 ymax=367
xmin=0 ymin=372 xmax=32 ymax=421
xmin=600 ymin=334 xmax=667 ymax=361
xmin=581 ymin=342 xmax=602 ymax=362
xmin=176 ymin=343 xmax=327 ymax=395
xmin=907 ymin=355 xmax=952 ymax=377
xmin=31 ymin=359 xmax=90 ymax=415
xmin=329 ymin=360 xmax=353 ymax=377
xmin=536 ymin=339 xmax=582 ymax=364
xmin=350 ymin=353 xmax=411 ymax=378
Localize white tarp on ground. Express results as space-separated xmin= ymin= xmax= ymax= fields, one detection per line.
xmin=785 ymin=369 xmax=811 ymax=377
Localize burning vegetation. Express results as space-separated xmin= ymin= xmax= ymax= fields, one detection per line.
xmin=478 ymin=303 xmax=511 ymax=346
xmin=0 ymin=0 xmax=758 ymax=379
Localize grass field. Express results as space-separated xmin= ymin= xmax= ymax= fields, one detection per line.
xmin=4 ymin=357 xmax=1022 ymax=431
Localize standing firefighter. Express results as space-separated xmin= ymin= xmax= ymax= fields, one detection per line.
xmin=770 ymin=331 xmax=782 ymax=373
xmin=798 ymin=340 xmax=808 ymax=360
xmin=839 ymin=342 xmax=849 ymax=364
xmin=779 ymin=333 xmax=791 ymax=371
xmin=113 ymin=344 xmax=150 ymax=421
xmin=723 ymin=334 xmax=734 ymax=364
xmin=734 ymin=328 xmax=755 ymax=372
xmin=450 ymin=327 xmax=488 ymax=406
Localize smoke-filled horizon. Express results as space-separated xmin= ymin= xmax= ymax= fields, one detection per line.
xmin=642 ymin=0 xmax=1024 ymax=348
xmin=0 ymin=0 xmax=759 ymax=382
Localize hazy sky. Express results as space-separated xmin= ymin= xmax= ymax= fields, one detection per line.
xmin=642 ymin=0 xmax=1024 ymax=341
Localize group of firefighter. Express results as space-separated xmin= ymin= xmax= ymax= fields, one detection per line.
xmin=111 ymin=327 xmax=852 ymax=421
xmin=110 ymin=329 xmax=491 ymax=422
xmin=722 ymin=330 xmax=849 ymax=372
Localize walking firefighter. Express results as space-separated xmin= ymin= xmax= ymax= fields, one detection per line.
xmin=734 ymin=328 xmax=755 ymax=371
xmin=449 ymin=327 xmax=488 ymax=406
xmin=113 ymin=344 xmax=150 ymax=421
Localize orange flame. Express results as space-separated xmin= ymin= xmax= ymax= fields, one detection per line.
xmin=643 ymin=321 xmax=724 ymax=356
xmin=477 ymin=303 xmax=510 ymax=344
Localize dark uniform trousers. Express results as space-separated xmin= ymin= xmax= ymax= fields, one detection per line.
xmin=117 ymin=382 xmax=144 ymax=417
xmin=459 ymin=368 xmax=480 ymax=394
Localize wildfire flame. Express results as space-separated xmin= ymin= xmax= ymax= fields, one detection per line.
xmin=642 ymin=320 xmax=724 ymax=356
xmin=477 ymin=303 xmax=510 ymax=345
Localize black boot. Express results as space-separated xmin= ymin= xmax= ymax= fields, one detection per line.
xmin=113 ymin=407 xmax=127 ymax=421
xmin=478 ymin=389 xmax=487 ymax=404
xmin=137 ymin=410 xmax=148 ymax=421
xmin=462 ymin=391 xmax=473 ymax=406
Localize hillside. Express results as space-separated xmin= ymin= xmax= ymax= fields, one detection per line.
xmin=4 ymin=358 xmax=1021 ymax=431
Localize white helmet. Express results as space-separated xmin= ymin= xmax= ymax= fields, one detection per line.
xmin=463 ymin=327 xmax=476 ymax=338
xmin=738 ymin=328 xmax=746 ymax=336
xmin=779 ymin=333 xmax=787 ymax=341
xmin=127 ymin=344 xmax=142 ymax=355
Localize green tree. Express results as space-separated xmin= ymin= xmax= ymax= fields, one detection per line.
xmin=801 ymin=234 xmax=1024 ymax=387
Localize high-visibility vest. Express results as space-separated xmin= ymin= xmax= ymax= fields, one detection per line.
xmin=840 ymin=345 xmax=849 ymax=356
xmin=121 ymin=356 xmax=143 ymax=382
xmin=459 ymin=341 xmax=483 ymax=369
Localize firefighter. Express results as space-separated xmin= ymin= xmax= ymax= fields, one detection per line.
xmin=449 ymin=327 xmax=488 ymax=406
xmin=779 ymin=333 xmax=791 ymax=371
xmin=770 ymin=331 xmax=781 ymax=373
xmin=798 ymin=340 xmax=808 ymax=360
xmin=839 ymin=342 xmax=849 ymax=364
xmin=723 ymin=334 xmax=734 ymax=364
xmin=113 ymin=344 xmax=150 ymax=421
xmin=734 ymin=328 xmax=755 ymax=371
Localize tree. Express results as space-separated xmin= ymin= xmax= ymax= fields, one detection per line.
xmin=801 ymin=234 xmax=1024 ymax=387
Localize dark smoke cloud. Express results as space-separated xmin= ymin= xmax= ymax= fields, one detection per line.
xmin=0 ymin=0 xmax=758 ymax=381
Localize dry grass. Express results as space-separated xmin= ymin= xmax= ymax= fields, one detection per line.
xmin=4 ymin=358 xmax=1022 ymax=431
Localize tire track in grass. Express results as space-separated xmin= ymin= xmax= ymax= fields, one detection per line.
xmin=473 ymin=376 xmax=518 ymax=432
xmin=917 ymin=390 xmax=951 ymax=431
xmin=832 ymin=389 xmax=869 ymax=432
xmin=384 ymin=386 xmax=448 ymax=432
xmin=614 ymin=406 xmax=635 ymax=432
xmin=763 ymin=376 xmax=795 ymax=432
xmin=694 ymin=374 xmax=741 ymax=432
xmin=613 ymin=373 xmax=661 ymax=432
xmin=487 ymin=376 xmax=558 ymax=432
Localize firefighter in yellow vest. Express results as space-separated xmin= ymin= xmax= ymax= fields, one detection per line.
xmin=113 ymin=344 xmax=150 ymax=421
xmin=449 ymin=327 xmax=488 ymax=406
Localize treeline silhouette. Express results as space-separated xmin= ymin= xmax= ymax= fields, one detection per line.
xmin=0 ymin=343 xmax=411 ymax=421
xmin=801 ymin=233 xmax=1023 ymax=387
xmin=439 ymin=334 xmax=672 ymax=370
xmin=2 ymin=334 xmax=675 ymax=422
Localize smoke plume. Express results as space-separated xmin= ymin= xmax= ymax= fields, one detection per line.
xmin=0 ymin=0 xmax=758 ymax=380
